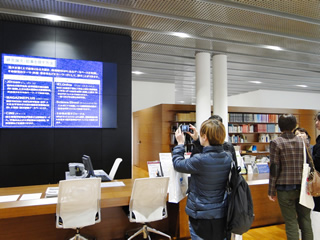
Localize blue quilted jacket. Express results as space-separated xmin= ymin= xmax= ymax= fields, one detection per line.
xmin=172 ymin=144 xmax=232 ymax=219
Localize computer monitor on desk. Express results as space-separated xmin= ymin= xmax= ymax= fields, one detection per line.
xmin=82 ymin=155 xmax=111 ymax=182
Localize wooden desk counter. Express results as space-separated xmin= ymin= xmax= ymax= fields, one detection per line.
xmin=0 ymin=172 xmax=283 ymax=239
xmin=0 ymin=179 xmax=135 ymax=219
xmin=0 ymin=179 xmax=153 ymax=240
xmin=243 ymin=173 xmax=284 ymax=228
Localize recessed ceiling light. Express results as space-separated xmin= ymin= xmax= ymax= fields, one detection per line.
xmin=265 ymin=45 xmax=283 ymax=51
xmin=45 ymin=15 xmax=63 ymax=21
xmin=171 ymin=32 xmax=190 ymax=38
xmin=296 ymin=85 xmax=308 ymax=88
xmin=249 ymin=81 xmax=262 ymax=84
xmin=132 ymin=71 xmax=144 ymax=75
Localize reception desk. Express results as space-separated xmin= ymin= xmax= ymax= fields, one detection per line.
xmin=0 ymin=179 xmax=146 ymax=240
xmin=0 ymin=173 xmax=283 ymax=239
xmin=0 ymin=177 xmax=186 ymax=240
xmin=0 ymin=179 xmax=135 ymax=220
xmin=244 ymin=173 xmax=284 ymax=227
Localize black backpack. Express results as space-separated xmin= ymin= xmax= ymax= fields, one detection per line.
xmin=226 ymin=162 xmax=255 ymax=237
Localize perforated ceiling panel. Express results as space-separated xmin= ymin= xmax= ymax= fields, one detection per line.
xmin=0 ymin=0 xmax=319 ymax=104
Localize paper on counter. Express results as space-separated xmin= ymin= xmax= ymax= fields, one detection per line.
xmin=19 ymin=193 xmax=42 ymax=201
xmin=101 ymin=181 xmax=125 ymax=188
xmin=0 ymin=194 xmax=20 ymax=203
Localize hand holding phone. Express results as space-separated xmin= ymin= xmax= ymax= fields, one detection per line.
xmin=175 ymin=125 xmax=185 ymax=145
xmin=181 ymin=124 xmax=190 ymax=132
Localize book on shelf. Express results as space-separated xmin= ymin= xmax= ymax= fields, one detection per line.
xmin=228 ymin=124 xmax=254 ymax=133
xmin=228 ymin=113 xmax=243 ymax=122
xmin=189 ymin=112 xmax=196 ymax=121
xmin=254 ymin=124 xmax=267 ymax=132
xmin=243 ymin=113 xmax=254 ymax=122
xmin=229 ymin=113 xmax=280 ymax=124
xmin=175 ymin=112 xmax=196 ymax=122
xmin=267 ymin=124 xmax=275 ymax=133
xmin=242 ymin=124 xmax=248 ymax=133
xmin=268 ymin=114 xmax=278 ymax=123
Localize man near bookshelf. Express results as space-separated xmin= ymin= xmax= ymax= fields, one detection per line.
xmin=268 ymin=114 xmax=313 ymax=240
xmin=189 ymin=115 xmax=237 ymax=166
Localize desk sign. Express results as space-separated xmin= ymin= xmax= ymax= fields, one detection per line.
xmin=256 ymin=163 xmax=270 ymax=173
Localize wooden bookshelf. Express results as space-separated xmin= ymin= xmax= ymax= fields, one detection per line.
xmin=133 ymin=104 xmax=318 ymax=171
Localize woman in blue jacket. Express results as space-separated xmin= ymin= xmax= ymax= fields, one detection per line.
xmin=172 ymin=119 xmax=232 ymax=240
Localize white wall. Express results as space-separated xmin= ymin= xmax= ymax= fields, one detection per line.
xmin=228 ymin=90 xmax=320 ymax=110
xmin=132 ymin=81 xmax=175 ymax=112
xmin=133 ymin=86 xmax=320 ymax=112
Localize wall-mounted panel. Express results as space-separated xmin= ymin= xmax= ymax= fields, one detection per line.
xmin=0 ymin=129 xmax=54 ymax=165
xmin=56 ymin=27 xmax=103 ymax=61
xmin=117 ymin=64 xmax=132 ymax=96
xmin=2 ymin=22 xmax=55 ymax=57
xmin=0 ymin=21 xmax=132 ymax=187
xmin=53 ymin=128 xmax=102 ymax=164
xmin=0 ymin=164 xmax=55 ymax=187
xmin=102 ymin=34 xmax=132 ymax=65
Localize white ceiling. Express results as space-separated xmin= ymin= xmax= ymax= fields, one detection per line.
xmin=0 ymin=0 xmax=320 ymax=104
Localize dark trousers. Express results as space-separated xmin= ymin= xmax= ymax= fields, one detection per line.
xmin=189 ymin=216 xmax=227 ymax=240
xmin=277 ymin=189 xmax=313 ymax=240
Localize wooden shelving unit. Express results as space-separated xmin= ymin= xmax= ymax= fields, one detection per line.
xmin=133 ymin=104 xmax=318 ymax=171
xmin=228 ymin=112 xmax=283 ymax=156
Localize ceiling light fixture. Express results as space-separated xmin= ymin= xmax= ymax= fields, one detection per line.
xmin=171 ymin=32 xmax=190 ymax=38
xmin=132 ymin=71 xmax=144 ymax=75
xmin=249 ymin=81 xmax=262 ymax=84
xmin=265 ymin=45 xmax=283 ymax=51
xmin=44 ymin=14 xmax=63 ymax=21
xmin=296 ymin=85 xmax=308 ymax=88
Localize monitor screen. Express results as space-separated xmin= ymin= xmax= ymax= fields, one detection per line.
xmin=82 ymin=155 xmax=95 ymax=178
xmin=0 ymin=53 xmax=117 ymax=128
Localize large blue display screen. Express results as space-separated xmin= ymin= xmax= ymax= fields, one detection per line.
xmin=0 ymin=53 xmax=116 ymax=128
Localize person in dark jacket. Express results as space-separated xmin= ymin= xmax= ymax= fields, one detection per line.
xmin=172 ymin=119 xmax=232 ymax=240
xmin=311 ymin=112 xmax=320 ymax=239
xmin=190 ymin=115 xmax=237 ymax=167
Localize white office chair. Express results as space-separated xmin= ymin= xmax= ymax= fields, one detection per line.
xmin=56 ymin=178 xmax=101 ymax=240
xmin=127 ymin=177 xmax=171 ymax=240
xmin=108 ymin=158 xmax=123 ymax=180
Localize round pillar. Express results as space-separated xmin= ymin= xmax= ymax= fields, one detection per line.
xmin=212 ymin=54 xmax=228 ymax=139
xmin=195 ymin=52 xmax=211 ymax=130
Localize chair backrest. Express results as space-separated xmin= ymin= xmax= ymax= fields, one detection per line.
xmin=108 ymin=158 xmax=123 ymax=180
xmin=129 ymin=177 xmax=169 ymax=223
xmin=56 ymin=178 xmax=101 ymax=229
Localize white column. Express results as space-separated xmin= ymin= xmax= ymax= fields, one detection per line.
xmin=212 ymin=54 xmax=228 ymax=139
xmin=195 ymin=52 xmax=211 ymax=130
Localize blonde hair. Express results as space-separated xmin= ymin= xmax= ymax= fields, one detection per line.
xmin=200 ymin=119 xmax=226 ymax=145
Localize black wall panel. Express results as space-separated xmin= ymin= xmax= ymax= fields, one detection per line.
xmin=2 ymin=22 xmax=56 ymax=57
xmin=53 ymin=129 xmax=102 ymax=164
xmin=55 ymin=27 xmax=103 ymax=61
xmin=0 ymin=164 xmax=55 ymax=187
xmin=0 ymin=21 xmax=132 ymax=187
xmin=102 ymin=94 xmax=132 ymax=179
xmin=102 ymin=34 xmax=131 ymax=65
xmin=0 ymin=129 xmax=55 ymax=165
xmin=117 ymin=63 xmax=132 ymax=96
